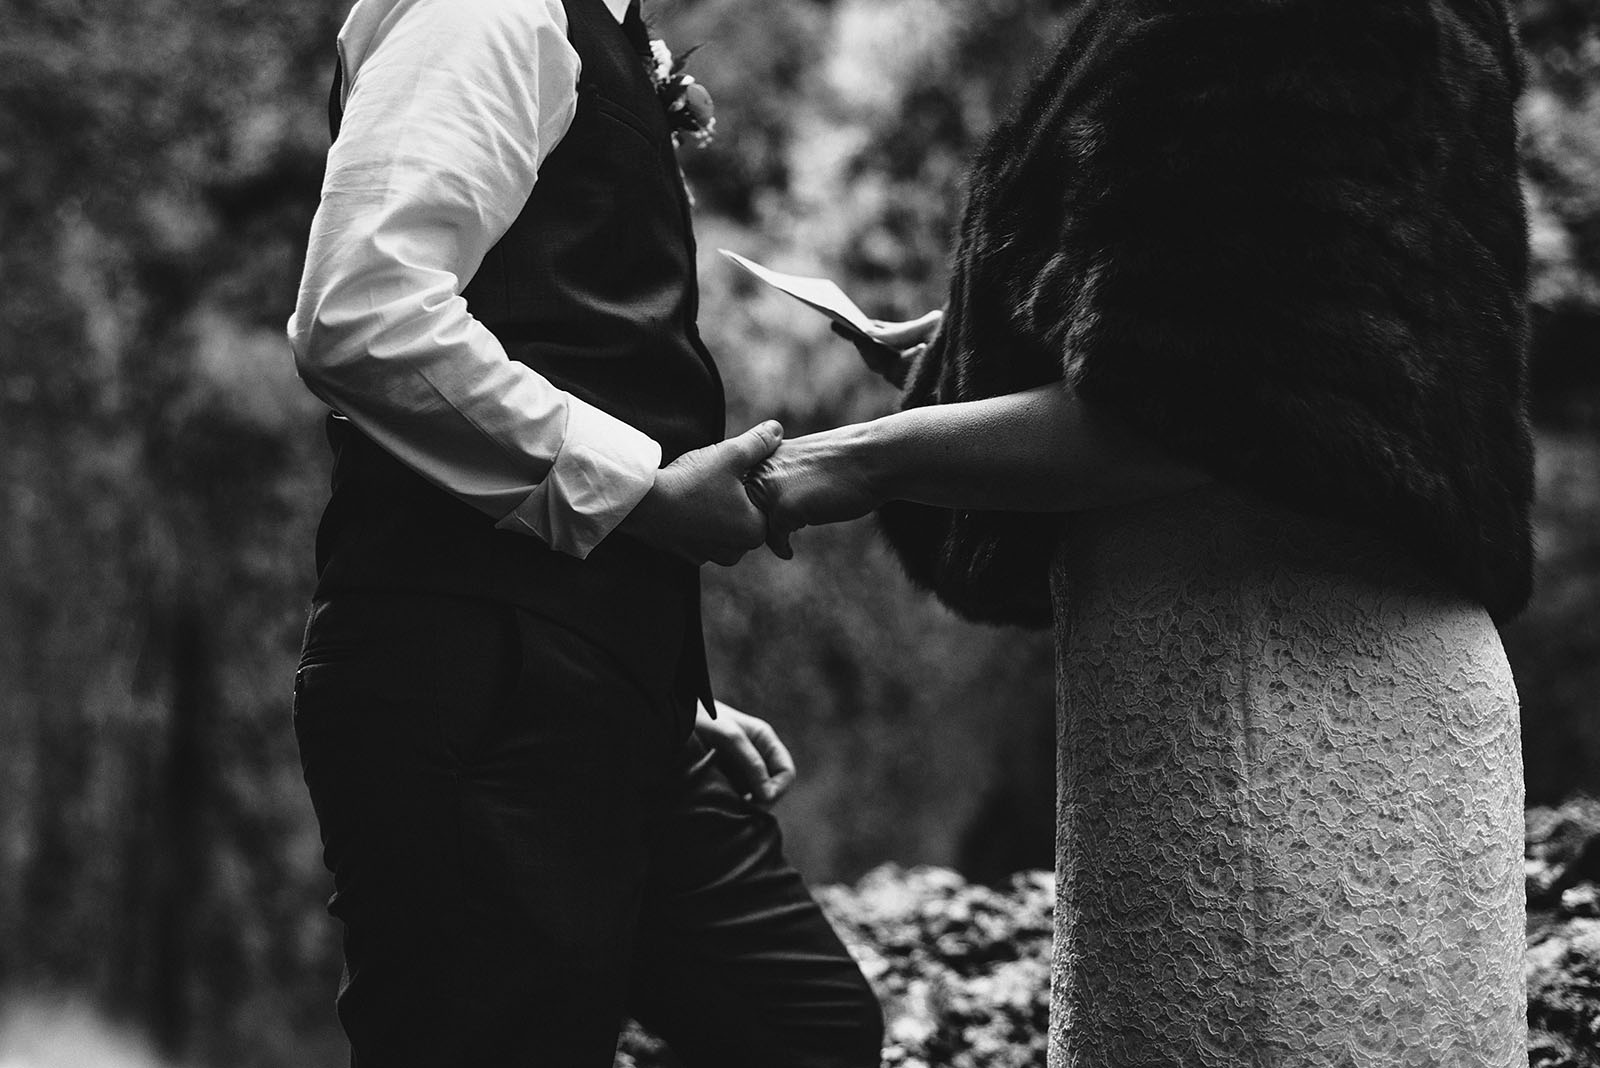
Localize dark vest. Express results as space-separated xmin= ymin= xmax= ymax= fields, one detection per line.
xmin=312 ymin=0 xmax=723 ymax=706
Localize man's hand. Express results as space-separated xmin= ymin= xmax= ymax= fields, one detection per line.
xmin=832 ymin=309 xmax=943 ymax=387
xmin=695 ymin=700 xmax=797 ymax=804
xmin=619 ymin=421 xmax=783 ymax=566
xmin=745 ymin=424 xmax=886 ymax=560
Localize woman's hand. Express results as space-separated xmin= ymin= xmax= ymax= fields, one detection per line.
xmin=744 ymin=424 xmax=887 ymax=559
xmin=834 ymin=310 xmax=943 ymax=387
xmin=694 ymin=700 xmax=797 ymax=804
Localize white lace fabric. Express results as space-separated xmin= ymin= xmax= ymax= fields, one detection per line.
xmin=1049 ymin=487 xmax=1526 ymax=1067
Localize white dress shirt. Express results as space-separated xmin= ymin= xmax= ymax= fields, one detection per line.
xmin=287 ymin=0 xmax=661 ymax=560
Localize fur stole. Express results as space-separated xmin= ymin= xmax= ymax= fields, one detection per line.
xmin=878 ymin=0 xmax=1534 ymax=626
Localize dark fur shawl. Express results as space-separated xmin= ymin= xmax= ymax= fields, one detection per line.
xmin=878 ymin=0 xmax=1534 ymax=626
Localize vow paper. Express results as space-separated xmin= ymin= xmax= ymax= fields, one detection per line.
xmin=718 ymin=249 xmax=876 ymax=338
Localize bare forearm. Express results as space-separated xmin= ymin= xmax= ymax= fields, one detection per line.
xmin=861 ymin=384 xmax=1209 ymax=512
xmin=749 ymin=383 xmax=1212 ymax=554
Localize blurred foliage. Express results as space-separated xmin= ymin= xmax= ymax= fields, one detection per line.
xmin=1525 ymin=798 xmax=1600 ymax=1067
xmin=817 ymin=868 xmax=1056 ymax=1068
xmin=0 ymin=0 xmax=1596 ymax=1064
xmin=622 ymin=837 xmax=1600 ymax=1068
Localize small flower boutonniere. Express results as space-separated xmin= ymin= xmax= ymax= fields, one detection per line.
xmin=645 ymin=37 xmax=716 ymax=148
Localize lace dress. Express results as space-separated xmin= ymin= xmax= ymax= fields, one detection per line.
xmin=1049 ymin=486 xmax=1526 ymax=1067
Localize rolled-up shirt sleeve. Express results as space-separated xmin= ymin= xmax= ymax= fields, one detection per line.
xmin=287 ymin=0 xmax=661 ymax=560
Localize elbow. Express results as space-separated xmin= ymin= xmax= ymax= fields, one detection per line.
xmin=289 ymin=299 xmax=377 ymax=407
xmin=289 ymin=301 xmax=332 ymax=389
xmin=290 ymin=248 xmax=466 ymax=410
xmin=289 ymin=319 xmax=329 ymax=396
xmin=290 ymin=329 xmax=346 ymax=414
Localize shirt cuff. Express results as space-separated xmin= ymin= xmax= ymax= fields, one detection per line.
xmin=496 ymin=396 xmax=662 ymax=559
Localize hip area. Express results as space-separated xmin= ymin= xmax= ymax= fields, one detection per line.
xmin=296 ymin=591 xmax=694 ymax=721
xmin=1049 ymin=488 xmax=1525 ymax=919
xmin=1049 ymin=485 xmax=1511 ymax=687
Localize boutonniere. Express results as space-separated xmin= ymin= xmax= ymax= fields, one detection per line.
xmin=644 ymin=38 xmax=716 ymax=148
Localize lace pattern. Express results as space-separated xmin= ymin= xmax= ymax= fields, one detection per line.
xmin=1048 ymin=488 xmax=1525 ymax=1067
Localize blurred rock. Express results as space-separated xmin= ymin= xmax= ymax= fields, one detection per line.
xmin=1530 ymin=800 xmax=1600 ymax=1067
xmin=1564 ymin=884 xmax=1600 ymax=918
xmin=614 ymin=1021 xmax=681 ymax=1068
xmin=1529 ymin=797 xmax=1600 ymax=909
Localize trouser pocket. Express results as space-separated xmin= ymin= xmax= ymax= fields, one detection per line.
xmin=293 ymin=595 xmax=524 ymax=772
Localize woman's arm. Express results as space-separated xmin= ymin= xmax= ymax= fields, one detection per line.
xmin=749 ymin=383 xmax=1211 ymax=557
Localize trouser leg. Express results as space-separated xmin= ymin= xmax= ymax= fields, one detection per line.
xmin=293 ymin=595 xmax=681 ymax=1068
xmin=627 ymin=739 xmax=885 ymax=1068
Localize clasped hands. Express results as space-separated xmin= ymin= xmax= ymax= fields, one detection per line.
xmin=620 ymin=311 xmax=941 ymax=567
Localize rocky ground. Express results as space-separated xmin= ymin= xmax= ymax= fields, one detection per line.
xmin=617 ymin=799 xmax=1600 ymax=1067
xmin=1527 ymin=798 xmax=1600 ymax=1066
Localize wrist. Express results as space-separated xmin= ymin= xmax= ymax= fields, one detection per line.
xmin=617 ymin=469 xmax=666 ymax=542
xmin=847 ymin=415 xmax=906 ymax=506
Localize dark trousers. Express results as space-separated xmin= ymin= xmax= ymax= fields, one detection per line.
xmin=293 ymin=595 xmax=883 ymax=1068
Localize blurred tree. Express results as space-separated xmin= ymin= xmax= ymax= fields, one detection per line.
xmin=0 ymin=1 xmax=344 ymax=1063
xmin=1501 ymin=0 xmax=1600 ymax=804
